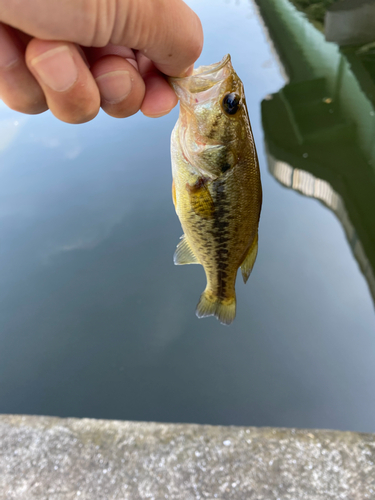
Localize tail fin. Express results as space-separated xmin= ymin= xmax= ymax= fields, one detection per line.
xmin=196 ymin=290 xmax=236 ymax=326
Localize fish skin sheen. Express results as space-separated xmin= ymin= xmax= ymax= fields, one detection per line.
xmin=169 ymin=55 xmax=262 ymax=325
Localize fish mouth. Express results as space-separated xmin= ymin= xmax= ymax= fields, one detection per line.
xmin=172 ymin=54 xmax=231 ymax=80
xmin=169 ymin=54 xmax=233 ymax=96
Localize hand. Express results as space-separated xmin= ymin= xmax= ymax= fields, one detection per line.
xmin=0 ymin=0 xmax=203 ymax=123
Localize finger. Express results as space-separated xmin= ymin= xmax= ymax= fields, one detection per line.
xmin=1 ymin=0 xmax=203 ymax=76
xmin=84 ymin=44 xmax=136 ymax=66
xmin=113 ymin=0 xmax=204 ymax=76
xmin=137 ymin=54 xmax=178 ymax=118
xmin=0 ymin=23 xmax=47 ymax=114
xmin=11 ymin=27 xmax=32 ymax=47
xmin=26 ymin=39 xmax=100 ymax=124
xmin=90 ymin=54 xmax=145 ymax=118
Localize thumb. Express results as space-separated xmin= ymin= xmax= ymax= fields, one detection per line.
xmin=0 ymin=0 xmax=203 ymax=76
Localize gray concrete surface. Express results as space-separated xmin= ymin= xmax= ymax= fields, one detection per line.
xmin=0 ymin=415 xmax=374 ymax=499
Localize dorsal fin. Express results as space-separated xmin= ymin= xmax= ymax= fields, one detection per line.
xmin=174 ymin=235 xmax=199 ymax=265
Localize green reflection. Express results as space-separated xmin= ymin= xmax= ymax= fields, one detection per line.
xmin=255 ymin=0 xmax=375 ymax=305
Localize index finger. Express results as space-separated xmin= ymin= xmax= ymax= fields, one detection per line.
xmin=0 ymin=0 xmax=203 ymax=77
xmin=114 ymin=0 xmax=204 ymax=76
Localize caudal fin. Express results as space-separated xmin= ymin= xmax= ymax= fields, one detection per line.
xmin=196 ymin=290 xmax=236 ymax=326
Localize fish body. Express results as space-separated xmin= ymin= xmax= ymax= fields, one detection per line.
xmin=169 ymin=55 xmax=262 ymax=325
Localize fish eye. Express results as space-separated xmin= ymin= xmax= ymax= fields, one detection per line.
xmin=222 ymin=93 xmax=240 ymax=115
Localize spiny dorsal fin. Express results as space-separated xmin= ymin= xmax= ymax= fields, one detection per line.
xmin=174 ymin=235 xmax=199 ymax=265
xmin=240 ymin=233 xmax=258 ymax=284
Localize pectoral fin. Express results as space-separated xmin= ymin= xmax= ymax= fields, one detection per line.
xmin=240 ymin=233 xmax=258 ymax=284
xmin=174 ymin=235 xmax=199 ymax=265
xmin=186 ymin=178 xmax=215 ymax=220
xmin=197 ymin=145 xmax=227 ymax=178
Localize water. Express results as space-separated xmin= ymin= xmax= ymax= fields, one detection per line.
xmin=0 ymin=0 xmax=374 ymax=432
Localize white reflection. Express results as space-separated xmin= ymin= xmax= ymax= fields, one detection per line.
xmin=65 ymin=146 xmax=82 ymax=159
xmin=28 ymin=135 xmax=60 ymax=149
xmin=0 ymin=117 xmax=26 ymax=152
xmin=272 ymin=160 xmax=292 ymax=186
xmin=43 ymin=210 xmax=125 ymax=261
xmin=268 ymin=151 xmax=375 ymax=304
xmin=270 ymin=158 xmax=340 ymax=210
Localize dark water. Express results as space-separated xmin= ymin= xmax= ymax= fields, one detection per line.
xmin=0 ymin=0 xmax=374 ymax=432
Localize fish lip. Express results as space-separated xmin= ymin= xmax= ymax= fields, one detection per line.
xmin=169 ymin=54 xmax=233 ymax=97
xmin=169 ymin=54 xmax=231 ymax=82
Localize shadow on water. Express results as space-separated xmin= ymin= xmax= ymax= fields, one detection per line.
xmin=254 ymin=0 xmax=375 ymax=307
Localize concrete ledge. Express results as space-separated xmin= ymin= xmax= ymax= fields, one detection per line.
xmin=0 ymin=415 xmax=374 ymax=499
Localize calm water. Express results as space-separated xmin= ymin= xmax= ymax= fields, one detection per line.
xmin=0 ymin=0 xmax=375 ymax=432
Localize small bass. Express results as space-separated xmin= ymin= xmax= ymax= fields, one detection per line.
xmin=169 ymin=55 xmax=262 ymax=325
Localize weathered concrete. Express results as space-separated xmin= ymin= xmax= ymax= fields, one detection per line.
xmin=0 ymin=415 xmax=374 ymax=499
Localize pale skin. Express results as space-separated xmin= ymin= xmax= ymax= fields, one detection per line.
xmin=0 ymin=0 xmax=203 ymax=124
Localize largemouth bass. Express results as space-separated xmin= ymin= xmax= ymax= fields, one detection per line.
xmin=169 ymin=55 xmax=262 ymax=325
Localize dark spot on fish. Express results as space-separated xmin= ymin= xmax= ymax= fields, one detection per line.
xmin=207 ymin=115 xmax=220 ymax=139
xmin=210 ymin=179 xmax=232 ymax=299
xmin=215 ymin=183 xmax=225 ymax=194
xmin=187 ymin=177 xmax=208 ymax=192
xmin=221 ymin=163 xmax=231 ymax=173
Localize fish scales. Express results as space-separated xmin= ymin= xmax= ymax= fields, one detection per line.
xmin=169 ymin=55 xmax=262 ymax=325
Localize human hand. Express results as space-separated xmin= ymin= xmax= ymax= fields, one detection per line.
xmin=0 ymin=0 xmax=203 ymax=123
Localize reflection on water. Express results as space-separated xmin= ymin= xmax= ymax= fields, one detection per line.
xmin=256 ymin=0 xmax=375 ymax=306
xmin=325 ymin=0 xmax=375 ymax=46
xmin=0 ymin=0 xmax=375 ymax=433
xmin=268 ymin=156 xmax=375 ymax=305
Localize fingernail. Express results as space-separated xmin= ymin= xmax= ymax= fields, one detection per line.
xmin=126 ymin=58 xmax=138 ymax=70
xmin=30 ymin=46 xmax=78 ymax=92
xmin=144 ymin=109 xmax=173 ymax=118
xmin=183 ymin=64 xmax=195 ymax=77
xmin=95 ymin=70 xmax=132 ymax=104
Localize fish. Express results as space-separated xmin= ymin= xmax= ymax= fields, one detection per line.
xmin=169 ymin=54 xmax=262 ymax=325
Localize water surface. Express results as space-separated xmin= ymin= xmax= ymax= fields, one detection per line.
xmin=0 ymin=0 xmax=374 ymax=432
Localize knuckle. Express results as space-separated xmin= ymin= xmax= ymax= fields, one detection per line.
xmin=83 ymin=0 xmax=116 ymax=46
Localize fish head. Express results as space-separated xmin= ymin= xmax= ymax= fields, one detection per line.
xmin=169 ymin=54 xmax=249 ymax=178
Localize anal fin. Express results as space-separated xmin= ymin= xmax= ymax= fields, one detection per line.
xmin=240 ymin=233 xmax=258 ymax=284
xmin=174 ymin=235 xmax=199 ymax=265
